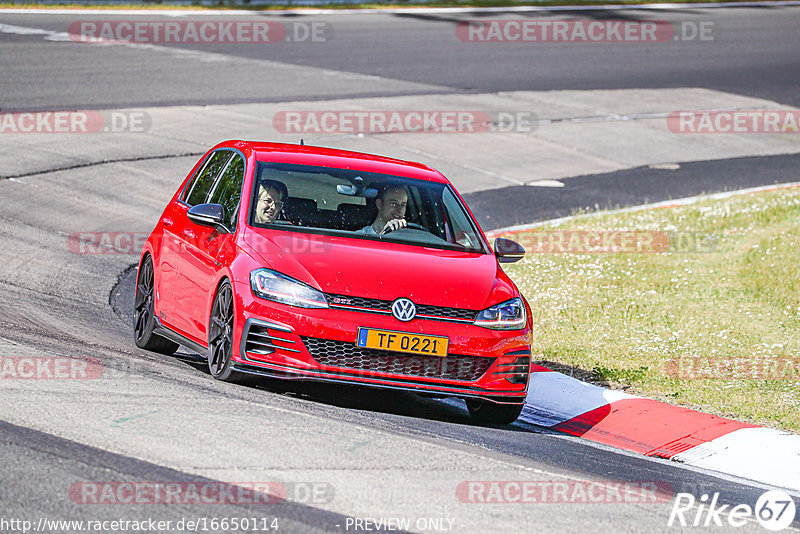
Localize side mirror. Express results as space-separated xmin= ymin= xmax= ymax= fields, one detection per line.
xmin=494 ymin=237 xmax=525 ymax=263
xmin=187 ymin=203 xmax=228 ymax=232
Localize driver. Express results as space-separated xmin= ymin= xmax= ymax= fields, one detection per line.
xmin=254 ymin=180 xmax=288 ymax=224
xmin=357 ymin=185 xmax=408 ymax=235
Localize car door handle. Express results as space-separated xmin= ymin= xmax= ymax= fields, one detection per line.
xmin=183 ymin=229 xmax=195 ymax=240
xmin=162 ymin=217 xmax=174 ymax=228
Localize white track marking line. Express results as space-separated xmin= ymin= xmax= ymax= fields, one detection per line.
xmin=0 ymin=22 xmax=231 ymax=62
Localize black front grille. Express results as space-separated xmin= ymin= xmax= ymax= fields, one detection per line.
xmin=416 ymin=303 xmax=476 ymax=321
xmin=325 ymin=293 xmax=477 ymax=322
xmin=301 ymin=337 xmax=493 ymax=381
xmin=327 ymin=294 xmax=389 ymax=310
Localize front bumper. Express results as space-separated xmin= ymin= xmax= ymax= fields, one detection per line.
xmin=232 ymin=285 xmax=532 ymax=404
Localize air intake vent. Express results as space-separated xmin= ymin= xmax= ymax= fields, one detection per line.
xmin=244 ymin=322 xmax=299 ymax=356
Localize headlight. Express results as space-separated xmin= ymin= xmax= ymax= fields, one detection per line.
xmin=250 ymin=268 xmax=328 ymax=309
xmin=474 ymin=298 xmax=526 ymax=330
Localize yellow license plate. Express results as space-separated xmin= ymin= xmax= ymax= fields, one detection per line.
xmin=357 ymin=328 xmax=448 ymax=357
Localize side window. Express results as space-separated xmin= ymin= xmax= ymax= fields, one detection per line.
xmin=183 ymin=150 xmax=232 ymax=206
xmin=208 ymin=154 xmax=245 ymax=228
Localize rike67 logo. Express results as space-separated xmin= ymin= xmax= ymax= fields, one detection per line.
xmin=668 ymin=490 xmax=796 ymax=531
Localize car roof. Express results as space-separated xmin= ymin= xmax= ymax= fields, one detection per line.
xmin=219 ymin=140 xmax=450 ymax=184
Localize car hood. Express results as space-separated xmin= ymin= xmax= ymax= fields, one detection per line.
xmin=242 ymin=228 xmax=517 ymax=310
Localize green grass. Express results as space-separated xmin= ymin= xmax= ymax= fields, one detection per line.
xmin=502 ymin=187 xmax=800 ymax=432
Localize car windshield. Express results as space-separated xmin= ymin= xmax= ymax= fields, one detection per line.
xmin=250 ymin=161 xmax=488 ymax=253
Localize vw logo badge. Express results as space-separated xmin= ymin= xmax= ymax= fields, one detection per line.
xmin=391 ymin=298 xmax=417 ymax=322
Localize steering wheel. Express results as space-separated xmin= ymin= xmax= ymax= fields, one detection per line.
xmin=382 ymin=222 xmax=428 ymax=234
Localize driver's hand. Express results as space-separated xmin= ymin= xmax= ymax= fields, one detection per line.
xmin=380 ymin=218 xmax=407 ymax=234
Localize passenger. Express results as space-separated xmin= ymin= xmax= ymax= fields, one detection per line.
xmin=254 ymin=180 xmax=287 ymax=224
xmin=357 ymin=185 xmax=408 ymax=235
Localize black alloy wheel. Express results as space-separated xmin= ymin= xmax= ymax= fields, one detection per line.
xmin=208 ymin=280 xmax=245 ymax=382
xmin=133 ymin=255 xmax=178 ymax=355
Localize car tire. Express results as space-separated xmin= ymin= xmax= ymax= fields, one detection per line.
xmin=133 ymin=255 xmax=179 ymax=355
xmin=466 ymin=399 xmax=524 ymax=425
xmin=208 ymin=280 xmax=247 ymax=383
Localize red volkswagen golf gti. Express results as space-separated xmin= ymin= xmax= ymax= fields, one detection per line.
xmin=135 ymin=140 xmax=532 ymax=423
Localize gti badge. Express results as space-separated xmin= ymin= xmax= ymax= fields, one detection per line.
xmin=392 ymin=298 xmax=417 ymax=322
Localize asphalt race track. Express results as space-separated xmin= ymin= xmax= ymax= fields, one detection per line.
xmin=1 ymin=5 xmax=799 ymax=533
xmin=2 ymin=6 xmax=800 ymax=110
